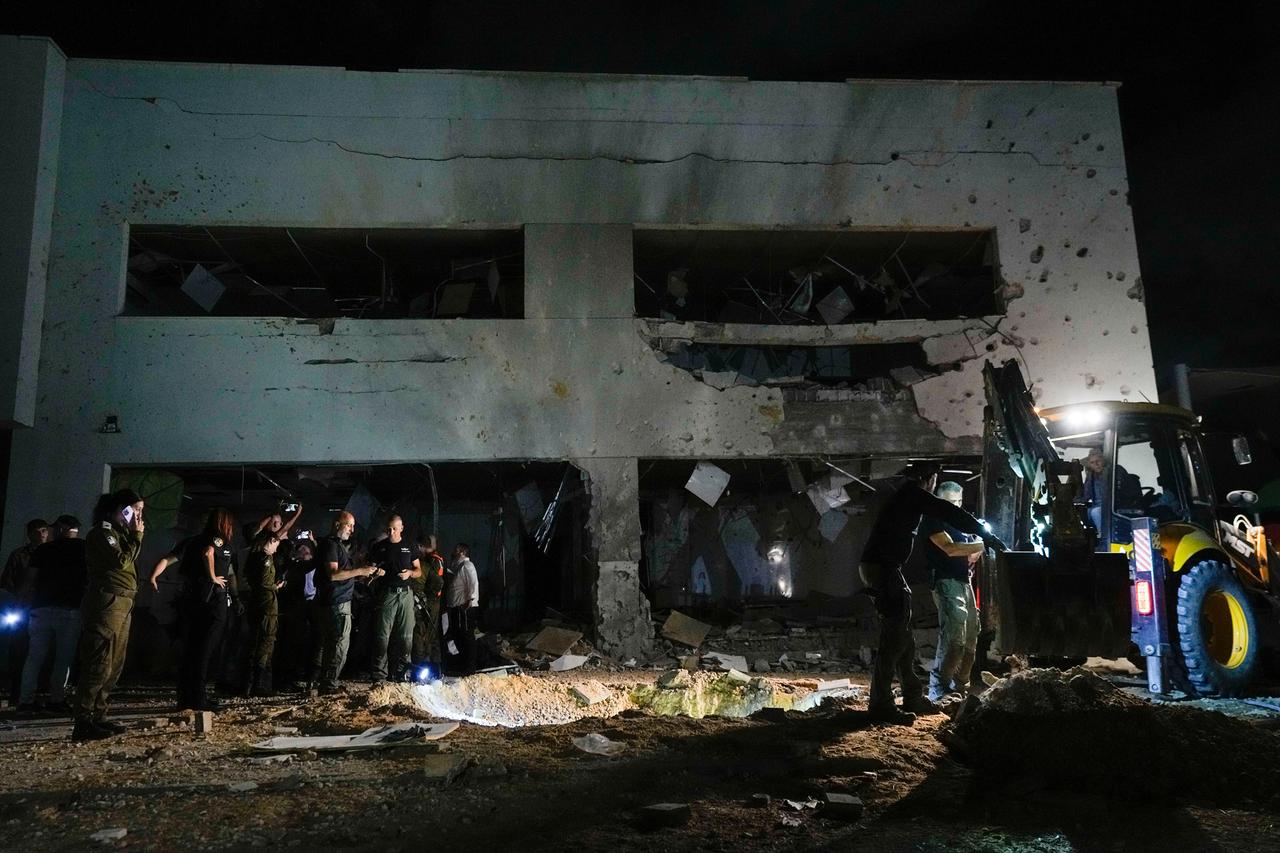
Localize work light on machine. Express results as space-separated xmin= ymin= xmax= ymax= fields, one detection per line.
xmin=1062 ymin=405 xmax=1107 ymax=430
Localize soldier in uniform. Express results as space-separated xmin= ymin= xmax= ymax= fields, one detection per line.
xmin=412 ymin=534 xmax=446 ymax=674
xmin=243 ymin=529 xmax=285 ymax=696
xmin=368 ymin=516 xmax=421 ymax=686
xmin=72 ymin=489 xmax=145 ymax=742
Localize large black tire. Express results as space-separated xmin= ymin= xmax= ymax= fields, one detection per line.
xmin=1174 ymin=560 xmax=1260 ymax=697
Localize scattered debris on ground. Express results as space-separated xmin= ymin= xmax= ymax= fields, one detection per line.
xmin=948 ymin=667 xmax=1280 ymax=808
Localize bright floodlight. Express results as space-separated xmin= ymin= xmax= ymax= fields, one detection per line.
xmin=1064 ymin=405 xmax=1106 ymax=430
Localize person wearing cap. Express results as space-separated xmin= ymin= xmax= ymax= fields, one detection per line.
xmin=2 ymin=518 xmax=51 ymax=704
xmin=72 ymin=489 xmax=145 ymax=741
xmin=858 ymin=462 xmax=1006 ymax=725
xmin=17 ymin=515 xmax=87 ymax=714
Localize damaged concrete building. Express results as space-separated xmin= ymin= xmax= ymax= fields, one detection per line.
xmin=1 ymin=34 xmax=1156 ymax=660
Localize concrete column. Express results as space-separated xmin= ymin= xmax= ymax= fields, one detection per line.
xmin=0 ymin=36 xmax=65 ymax=427
xmin=524 ymin=224 xmax=633 ymax=320
xmin=574 ymin=456 xmax=653 ymax=660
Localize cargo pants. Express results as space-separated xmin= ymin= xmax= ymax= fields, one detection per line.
xmin=929 ymin=578 xmax=980 ymax=700
xmin=73 ymin=589 xmax=134 ymax=721
xmin=319 ymin=601 xmax=352 ymax=690
xmin=248 ymin=593 xmax=278 ymax=670
xmin=371 ymin=587 xmax=415 ymax=682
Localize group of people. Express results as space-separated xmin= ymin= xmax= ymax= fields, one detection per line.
xmin=2 ymin=462 xmax=1008 ymax=736
xmin=0 ymin=491 xmax=482 ymax=742
xmin=858 ymin=461 xmax=1008 ymax=725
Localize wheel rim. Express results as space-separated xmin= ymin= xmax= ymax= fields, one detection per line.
xmin=1202 ymin=589 xmax=1249 ymax=669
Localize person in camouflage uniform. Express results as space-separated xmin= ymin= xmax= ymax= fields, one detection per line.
xmin=72 ymin=489 xmax=145 ymax=742
xmin=243 ymin=530 xmax=285 ymax=696
xmin=412 ymin=534 xmax=446 ymax=673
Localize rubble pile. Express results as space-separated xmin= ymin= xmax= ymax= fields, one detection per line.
xmin=646 ymin=609 xmax=879 ymax=676
xmin=950 ymin=667 xmax=1280 ymax=804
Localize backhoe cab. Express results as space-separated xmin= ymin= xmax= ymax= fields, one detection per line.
xmin=981 ymin=360 xmax=1275 ymax=696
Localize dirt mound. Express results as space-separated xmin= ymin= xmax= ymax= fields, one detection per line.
xmin=950 ymin=668 xmax=1280 ymax=805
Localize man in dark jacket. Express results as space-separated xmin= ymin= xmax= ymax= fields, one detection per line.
xmin=17 ymin=515 xmax=87 ymax=714
xmin=859 ymin=462 xmax=1006 ymax=725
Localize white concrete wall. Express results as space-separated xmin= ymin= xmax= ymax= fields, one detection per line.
xmin=1 ymin=56 xmax=1156 ymax=651
xmin=0 ymin=36 xmax=64 ymax=427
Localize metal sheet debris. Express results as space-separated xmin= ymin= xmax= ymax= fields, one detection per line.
xmin=181 ymin=264 xmax=225 ymax=312
xmin=685 ymin=462 xmax=731 ymax=507
xmin=703 ymin=651 xmax=750 ymax=673
xmin=816 ymin=285 xmax=853 ymax=325
xmin=549 ymin=654 xmax=589 ymax=672
xmin=251 ymin=722 xmax=459 ymax=753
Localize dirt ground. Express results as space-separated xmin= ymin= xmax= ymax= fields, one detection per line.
xmin=3 ymin=669 xmax=1280 ymax=852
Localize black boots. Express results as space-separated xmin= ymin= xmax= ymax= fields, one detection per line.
xmin=242 ymin=666 xmax=276 ymax=698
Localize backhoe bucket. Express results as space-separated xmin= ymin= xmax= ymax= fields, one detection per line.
xmin=983 ymin=550 xmax=1132 ymax=658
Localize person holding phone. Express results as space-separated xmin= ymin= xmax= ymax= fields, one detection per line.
xmin=315 ymin=512 xmax=381 ymax=694
xmin=72 ymin=489 xmax=145 ymax=741
xmin=177 ymin=508 xmax=238 ymax=712
xmin=242 ymin=529 xmax=285 ymax=697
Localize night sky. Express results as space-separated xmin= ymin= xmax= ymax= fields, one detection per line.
xmin=7 ymin=1 xmax=1275 ymax=386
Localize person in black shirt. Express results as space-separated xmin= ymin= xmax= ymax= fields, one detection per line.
xmin=858 ymin=462 xmax=1006 ymax=724
xmin=919 ymin=481 xmax=987 ymax=701
xmin=17 ymin=515 xmax=87 ymax=713
xmin=315 ymin=512 xmax=380 ymax=694
xmin=177 ymin=508 xmax=238 ymax=711
xmin=368 ymin=515 xmax=422 ymax=686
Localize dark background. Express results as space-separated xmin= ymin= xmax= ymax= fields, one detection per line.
xmin=5 ymin=0 xmax=1276 ymax=386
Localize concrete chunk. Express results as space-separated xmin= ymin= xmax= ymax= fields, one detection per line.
xmin=638 ymin=802 xmax=692 ymax=829
xmin=195 ymin=711 xmax=214 ymax=734
xmin=527 ymin=626 xmax=583 ymax=656
xmin=422 ymin=753 xmax=468 ymax=786
xmin=569 ymin=681 xmax=612 ymax=706
xmin=820 ymin=792 xmax=864 ymax=822
xmin=661 ymin=611 xmax=712 ymax=648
